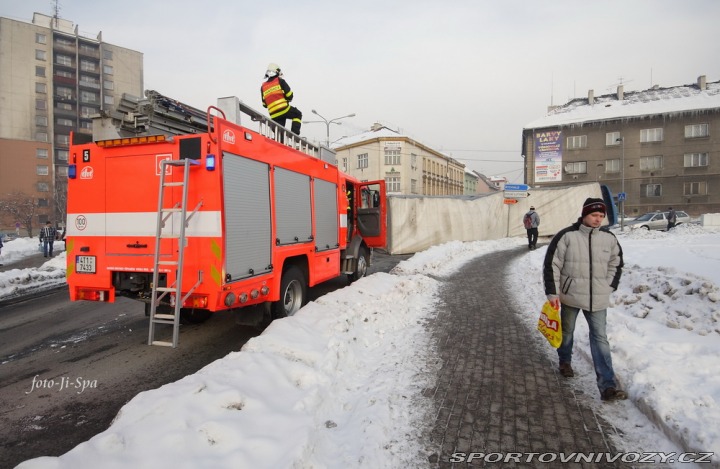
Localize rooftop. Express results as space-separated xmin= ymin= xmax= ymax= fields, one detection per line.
xmin=525 ymin=76 xmax=720 ymax=129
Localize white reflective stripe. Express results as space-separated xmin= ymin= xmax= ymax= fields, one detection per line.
xmin=67 ymin=211 xmax=223 ymax=237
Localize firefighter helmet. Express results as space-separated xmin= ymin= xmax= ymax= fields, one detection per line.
xmin=265 ymin=63 xmax=281 ymax=78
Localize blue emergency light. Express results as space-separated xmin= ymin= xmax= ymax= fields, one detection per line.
xmin=68 ymin=164 xmax=77 ymax=179
xmin=206 ymin=154 xmax=216 ymax=171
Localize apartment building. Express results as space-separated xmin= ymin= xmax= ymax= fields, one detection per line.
xmin=333 ymin=124 xmax=465 ymax=196
xmin=522 ymin=75 xmax=720 ymax=217
xmin=0 ymin=12 xmax=143 ymax=230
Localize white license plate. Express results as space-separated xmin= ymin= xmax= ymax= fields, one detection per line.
xmin=76 ymin=256 xmax=96 ymax=274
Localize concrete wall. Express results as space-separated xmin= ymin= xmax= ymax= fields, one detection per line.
xmin=387 ymin=183 xmax=603 ymax=254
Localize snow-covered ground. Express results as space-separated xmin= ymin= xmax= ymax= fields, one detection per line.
xmin=5 ymin=224 xmax=720 ymax=468
xmin=0 ymin=237 xmax=67 ymax=300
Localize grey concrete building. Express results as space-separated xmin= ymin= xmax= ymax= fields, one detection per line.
xmin=522 ymin=75 xmax=720 ymax=217
xmin=0 ymin=12 xmax=143 ymax=230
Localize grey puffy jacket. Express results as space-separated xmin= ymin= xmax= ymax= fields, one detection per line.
xmin=543 ymin=221 xmax=623 ymax=312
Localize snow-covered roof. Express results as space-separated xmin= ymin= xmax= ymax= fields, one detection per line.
xmin=332 ymin=126 xmax=405 ymax=148
xmin=525 ymin=79 xmax=720 ymax=129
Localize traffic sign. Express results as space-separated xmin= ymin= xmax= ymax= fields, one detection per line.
xmin=617 ymin=192 xmax=626 ymax=201
xmin=504 ymin=184 xmax=529 ymax=191
xmin=504 ymin=190 xmax=530 ymax=199
xmin=503 ymin=198 xmax=518 ymax=205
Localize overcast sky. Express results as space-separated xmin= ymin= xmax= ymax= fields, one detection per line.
xmin=4 ymin=0 xmax=720 ymax=181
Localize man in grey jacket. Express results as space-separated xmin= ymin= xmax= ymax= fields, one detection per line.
xmin=542 ymin=198 xmax=627 ymax=401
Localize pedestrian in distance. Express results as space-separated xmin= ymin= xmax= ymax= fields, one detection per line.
xmin=523 ymin=206 xmax=540 ymax=250
xmin=667 ymin=207 xmax=677 ymax=231
xmin=40 ymin=221 xmax=57 ymax=258
xmin=261 ymin=63 xmax=303 ymax=136
xmin=543 ymin=197 xmax=628 ymax=402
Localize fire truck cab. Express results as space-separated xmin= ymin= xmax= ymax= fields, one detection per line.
xmin=66 ymin=91 xmax=386 ymax=346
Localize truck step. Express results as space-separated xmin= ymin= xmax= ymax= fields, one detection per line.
xmin=153 ymin=314 xmax=176 ymax=321
xmin=150 ymin=340 xmax=174 ymax=347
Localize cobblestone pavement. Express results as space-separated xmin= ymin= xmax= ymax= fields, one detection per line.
xmin=423 ymin=247 xmax=638 ymax=469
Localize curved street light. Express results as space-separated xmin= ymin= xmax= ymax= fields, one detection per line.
xmin=304 ymin=109 xmax=356 ymax=147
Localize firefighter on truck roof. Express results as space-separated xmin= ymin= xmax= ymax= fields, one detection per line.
xmin=260 ymin=63 xmax=303 ymax=135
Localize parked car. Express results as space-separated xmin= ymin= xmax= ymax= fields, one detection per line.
xmin=625 ymin=210 xmax=691 ymax=231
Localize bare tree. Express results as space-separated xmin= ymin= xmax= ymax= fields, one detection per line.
xmin=0 ymin=191 xmax=39 ymax=237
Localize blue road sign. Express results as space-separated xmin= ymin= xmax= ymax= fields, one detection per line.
xmin=504 ymin=184 xmax=530 ymax=191
xmin=617 ymin=192 xmax=626 ymax=201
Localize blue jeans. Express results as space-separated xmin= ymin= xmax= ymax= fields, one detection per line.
xmin=557 ymin=305 xmax=617 ymax=392
xmin=43 ymin=239 xmax=54 ymax=257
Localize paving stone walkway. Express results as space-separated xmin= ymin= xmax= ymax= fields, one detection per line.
xmin=423 ymin=247 xmax=637 ymax=468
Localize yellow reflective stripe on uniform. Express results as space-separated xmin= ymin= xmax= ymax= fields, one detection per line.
xmin=269 ymin=106 xmax=290 ymax=119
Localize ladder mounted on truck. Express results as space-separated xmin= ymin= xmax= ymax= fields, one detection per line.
xmin=147 ymin=158 xmax=203 ymax=347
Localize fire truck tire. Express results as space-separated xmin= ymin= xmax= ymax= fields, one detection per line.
xmin=272 ymin=266 xmax=306 ymax=318
xmin=348 ymin=247 xmax=369 ymax=282
xmin=180 ymin=308 xmax=213 ymax=324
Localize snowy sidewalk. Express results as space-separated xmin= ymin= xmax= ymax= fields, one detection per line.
xmin=423 ymin=246 xmax=633 ymax=468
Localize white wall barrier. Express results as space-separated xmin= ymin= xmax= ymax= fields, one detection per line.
xmin=386 ymin=183 xmax=604 ymax=255
xmin=701 ymin=213 xmax=720 ymax=227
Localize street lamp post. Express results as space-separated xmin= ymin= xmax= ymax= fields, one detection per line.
xmin=304 ymin=109 xmax=356 ymax=147
xmin=616 ymin=137 xmax=625 ymax=231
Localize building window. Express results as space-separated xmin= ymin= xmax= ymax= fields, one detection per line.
xmin=56 ymin=69 xmax=74 ymax=79
xmin=684 ymin=182 xmax=707 ymax=196
xmin=80 ymin=60 xmax=97 ymax=72
xmin=37 ymin=198 xmax=49 ymax=207
xmin=684 ymin=153 xmax=709 ymax=167
xmin=640 ymin=155 xmax=663 ymax=171
xmin=37 ymin=182 xmax=50 ymax=192
xmin=81 ymin=91 xmax=98 ymax=103
xmin=640 ymin=128 xmax=663 ymax=142
xmin=35 ymin=82 xmax=47 ymax=94
xmin=80 ymin=75 xmax=100 ymax=88
xmin=104 ymin=95 xmax=114 ymax=105
xmin=57 ymin=102 xmax=73 ymax=111
xmin=55 ymin=36 xmax=73 ymax=46
xmin=103 ymin=64 xmax=114 ymax=75
xmin=37 ymin=148 xmax=49 ymax=158
xmin=35 ymin=49 xmax=46 ymax=61
xmin=37 ymin=165 xmax=49 ymax=176
xmin=605 ymin=132 xmax=621 ymax=146
xmin=57 ymin=150 xmax=69 ymax=161
xmin=411 ymin=179 xmax=417 ymax=194
xmin=80 ymin=43 xmax=98 ymax=54
xmin=642 ymin=183 xmax=662 ymax=197
xmin=57 ymin=118 xmax=74 ymax=127
xmin=56 ymin=54 xmax=72 ymax=67
xmin=103 ymin=80 xmax=114 ymax=90
xmin=36 ymin=33 xmax=47 ymax=44
xmin=36 ymin=116 xmax=48 ymax=127
xmin=384 ymin=147 xmax=401 ymax=165
xmin=357 ymin=153 xmax=368 ymax=169
xmin=57 ymin=166 xmax=68 ymax=177
xmin=565 ymin=161 xmax=587 ymax=174
xmin=385 ymin=176 xmax=401 ymax=192
xmin=35 ymin=132 xmax=48 ymax=142
xmin=566 ymin=135 xmax=587 ymax=149
xmin=57 ymin=86 xmax=73 ymax=99
xmin=56 ymin=134 xmax=70 ymax=145
xmin=341 ymin=157 xmax=347 ymax=172
xmin=36 ymin=66 xmax=45 ymax=77
xmin=80 ymin=120 xmax=92 ymax=129
xmin=103 ymin=49 xmax=113 ymax=60
xmin=685 ymin=123 xmax=709 ymax=138
xmin=411 ymin=153 xmax=418 ymax=170
xmin=81 ymin=106 xmax=96 ymax=117
xmin=605 ymin=159 xmax=621 ymax=173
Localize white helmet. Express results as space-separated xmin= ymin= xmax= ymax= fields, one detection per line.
xmin=265 ymin=63 xmax=281 ymax=78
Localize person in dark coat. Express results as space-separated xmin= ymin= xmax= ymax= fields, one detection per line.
xmin=40 ymin=221 xmax=57 ymax=257
xmin=261 ymin=63 xmax=302 ymax=135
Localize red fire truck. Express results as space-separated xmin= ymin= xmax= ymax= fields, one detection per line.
xmin=66 ymin=91 xmax=386 ymax=347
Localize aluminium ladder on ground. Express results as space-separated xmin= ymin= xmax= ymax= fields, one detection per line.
xmin=148 ymin=158 xmax=204 ymax=347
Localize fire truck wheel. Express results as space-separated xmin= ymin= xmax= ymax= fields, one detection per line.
xmin=180 ymin=308 xmax=213 ymax=324
xmin=272 ymin=266 xmax=306 ymax=318
xmin=348 ymin=247 xmax=369 ymax=282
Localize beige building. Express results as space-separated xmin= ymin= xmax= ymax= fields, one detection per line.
xmin=333 ymin=124 xmax=465 ymax=196
xmin=523 ymin=75 xmax=720 ymax=217
xmin=0 ymin=13 xmax=143 ymax=230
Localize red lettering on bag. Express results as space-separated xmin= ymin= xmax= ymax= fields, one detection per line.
xmin=539 ymin=312 xmax=559 ymax=331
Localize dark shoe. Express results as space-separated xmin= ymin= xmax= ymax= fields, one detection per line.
xmin=601 ymin=387 xmax=628 ymax=401
xmin=559 ymin=362 xmax=574 ymax=378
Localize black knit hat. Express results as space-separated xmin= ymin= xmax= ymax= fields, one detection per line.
xmin=582 ymin=198 xmax=606 ymax=217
